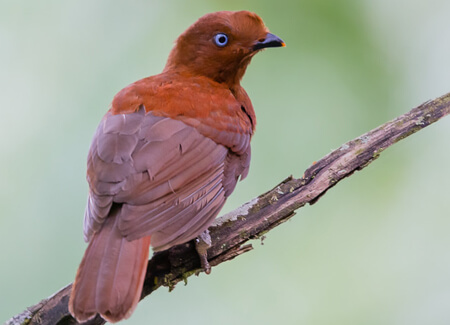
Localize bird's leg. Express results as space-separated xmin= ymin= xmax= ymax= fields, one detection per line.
xmin=195 ymin=230 xmax=212 ymax=274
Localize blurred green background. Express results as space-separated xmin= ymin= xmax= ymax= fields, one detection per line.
xmin=1 ymin=0 xmax=450 ymax=324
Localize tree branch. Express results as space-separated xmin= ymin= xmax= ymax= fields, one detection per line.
xmin=6 ymin=92 xmax=450 ymax=325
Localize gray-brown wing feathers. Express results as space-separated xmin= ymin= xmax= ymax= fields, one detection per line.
xmin=84 ymin=107 xmax=249 ymax=250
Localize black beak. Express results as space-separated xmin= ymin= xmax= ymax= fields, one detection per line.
xmin=253 ymin=33 xmax=286 ymax=51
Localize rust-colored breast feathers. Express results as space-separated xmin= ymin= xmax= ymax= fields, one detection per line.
xmin=110 ymin=74 xmax=254 ymax=153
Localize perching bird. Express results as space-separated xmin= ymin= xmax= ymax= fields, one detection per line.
xmin=69 ymin=10 xmax=284 ymax=323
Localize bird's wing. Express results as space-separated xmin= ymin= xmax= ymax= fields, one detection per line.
xmin=84 ymin=105 xmax=250 ymax=251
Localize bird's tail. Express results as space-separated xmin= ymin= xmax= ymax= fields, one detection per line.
xmin=69 ymin=216 xmax=151 ymax=323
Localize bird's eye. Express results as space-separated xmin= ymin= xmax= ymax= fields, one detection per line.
xmin=213 ymin=33 xmax=229 ymax=47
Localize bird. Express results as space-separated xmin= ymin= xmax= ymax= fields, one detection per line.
xmin=69 ymin=10 xmax=284 ymax=323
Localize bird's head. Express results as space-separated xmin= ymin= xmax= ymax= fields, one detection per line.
xmin=164 ymin=11 xmax=285 ymax=88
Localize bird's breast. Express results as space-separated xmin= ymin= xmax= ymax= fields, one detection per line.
xmin=110 ymin=74 xmax=254 ymax=154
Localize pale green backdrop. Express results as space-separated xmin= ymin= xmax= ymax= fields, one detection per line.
xmin=1 ymin=0 xmax=450 ymax=324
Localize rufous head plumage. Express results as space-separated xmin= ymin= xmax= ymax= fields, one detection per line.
xmin=164 ymin=11 xmax=285 ymax=87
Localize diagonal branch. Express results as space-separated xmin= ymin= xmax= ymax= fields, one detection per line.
xmin=6 ymin=92 xmax=450 ymax=325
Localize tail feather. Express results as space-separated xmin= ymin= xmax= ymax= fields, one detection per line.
xmin=69 ymin=215 xmax=151 ymax=323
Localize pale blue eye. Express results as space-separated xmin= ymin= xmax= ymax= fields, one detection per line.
xmin=214 ymin=33 xmax=228 ymax=47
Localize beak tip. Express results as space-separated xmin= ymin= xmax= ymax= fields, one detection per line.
xmin=253 ymin=33 xmax=286 ymax=51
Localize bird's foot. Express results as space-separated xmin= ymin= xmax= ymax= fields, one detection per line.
xmin=195 ymin=230 xmax=212 ymax=274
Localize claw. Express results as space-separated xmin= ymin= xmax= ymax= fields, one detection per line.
xmin=195 ymin=230 xmax=212 ymax=274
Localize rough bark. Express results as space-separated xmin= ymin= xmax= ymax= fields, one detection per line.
xmin=5 ymin=92 xmax=450 ymax=325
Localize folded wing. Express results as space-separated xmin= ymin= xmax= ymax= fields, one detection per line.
xmin=84 ymin=106 xmax=250 ymax=251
